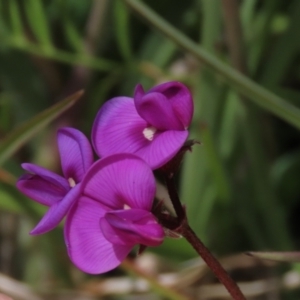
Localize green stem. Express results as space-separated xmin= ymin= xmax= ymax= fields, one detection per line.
xmin=123 ymin=0 xmax=300 ymax=130
xmin=3 ymin=37 xmax=118 ymax=71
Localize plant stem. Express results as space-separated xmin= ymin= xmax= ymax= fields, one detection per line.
xmin=3 ymin=37 xmax=117 ymax=71
xmin=164 ymin=175 xmax=185 ymax=222
xmin=163 ymin=171 xmax=246 ymax=299
xmin=181 ymin=223 xmax=246 ymax=300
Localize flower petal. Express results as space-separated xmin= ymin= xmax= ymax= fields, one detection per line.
xmin=100 ymin=209 xmax=164 ymax=247
xmin=21 ymin=163 xmax=69 ymax=191
xmin=30 ymin=184 xmax=81 ymax=235
xmin=148 ymin=81 xmax=193 ymax=129
xmin=64 ymin=196 xmax=132 ymax=274
xmin=134 ymin=84 xmax=183 ymax=130
xmin=92 ymin=97 xmax=148 ymax=158
xmin=57 ymin=127 xmax=93 ymax=183
xmin=17 ymin=164 xmax=69 ymax=206
xmin=136 ymin=130 xmax=188 ymax=169
xmin=82 ymin=154 xmax=156 ymax=211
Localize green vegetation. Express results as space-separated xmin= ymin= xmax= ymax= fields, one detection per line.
xmin=1 ymin=0 xmax=300 ymax=298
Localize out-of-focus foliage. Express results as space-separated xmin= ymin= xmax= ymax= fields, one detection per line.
xmin=1 ymin=0 xmax=300 ymax=299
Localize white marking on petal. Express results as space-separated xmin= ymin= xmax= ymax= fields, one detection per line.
xmin=123 ymin=204 xmax=131 ymax=210
xmin=68 ymin=177 xmax=76 ymax=188
xmin=143 ymin=126 xmax=157 ymax=141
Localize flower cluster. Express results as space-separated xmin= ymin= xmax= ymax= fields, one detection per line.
xmin=17 ymin=81 xmax=193 ymax=274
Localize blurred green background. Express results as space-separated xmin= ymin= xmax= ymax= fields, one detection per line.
xmin=1 ymin=0 xmax=300 ymax=299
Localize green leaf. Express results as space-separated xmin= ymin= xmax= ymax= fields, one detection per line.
xmin=63 ymin=17 xmax=83 ymax=52
xmin=2 ymin=37 xmax=118 ymax=71
xmin=200 ymin=123 xmax=231 ymax=203
xmin=114 ymin=0 xmax=133 ymax=61
xmin=8 ymin=0 xmax=23 ymax=38
xmin=0 ymin=90 xmax=83 ymax=166
xmin=25 ymin=0 xmax=52 ymax=48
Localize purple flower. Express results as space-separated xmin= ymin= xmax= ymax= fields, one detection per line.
xmin=17 ymin=127 xmax=94 ymax=235
xmin=92 ymin=81 xmax=193 ymax=169
xmin=64 ymin=153 xmax=164 ymax=274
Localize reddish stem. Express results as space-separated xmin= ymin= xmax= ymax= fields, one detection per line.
xmin=180 ymin=222 xmax=246 ymax=300
xmin=164 ymin=175 xmax=185 ymax=222
xmin=163 ymin=173 xmax=246 ymax=300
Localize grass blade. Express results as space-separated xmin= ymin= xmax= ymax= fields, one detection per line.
xmin=123 ymin=0 xmax=300 ymax=130
xmin=25 ymin=0 xmax=52 ymax=48
xmin=0 ymin=90 xmax=83 ymax=166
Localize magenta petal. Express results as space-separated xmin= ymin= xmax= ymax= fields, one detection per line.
xmin=82 ymin=154 xmax=156 ymax=211
xmin=57 ymin=127 xmax=93 ymax=183
xmin=17 ymin=165 xmax=69 ymax=206
xmin=30 ymin=184 xmax=81 ymax=235
xmin=65 ymin=196 xmax=132 ymax=274
xmin=148 ymin=81 xmax=193 ymax=129
xmin=136 ymin=130 xmax=188 ymax=169
xmin=21 ymin=163 xmax=69 ymax=191
xmin=101 ymin=209 xmax=164 ymax=247
xmin=134 ymin=85 xmax=183 ymax=130
xmin=92 ymin=97 xmax=149 ymax=158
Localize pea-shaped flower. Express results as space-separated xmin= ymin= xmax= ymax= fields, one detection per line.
xmin=92 ymin=81 xmax=193 ymax=169
xmin=17 ymin=127 xmax=93 ymax=235
xmin=64 ymin=154 xmax=164 ymax=274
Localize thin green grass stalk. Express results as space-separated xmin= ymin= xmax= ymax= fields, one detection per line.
xmin=123 ymin=0 xmax=300 ymax=130
xmin=150 ymin=39 xmax=176 ymax=67
xmin=63 ymin=16 xmax=84 ymax=53
xmin=248 ymin=0 xmax=280 ymax=74
xmin=25 ymin=0 xmax=52 ymax=48
xmin=218 ymin=91 xmax=270 ymax=249
xmin=196 ymin=184 xmax=217 ymax=239
xmin=0 ymin=91 xmax=83 ymax=166
xmin=218 ymin=91 xmax=241 ymax=159
xmin=180 ymin=0 xmax=223 ymax=236
xmin=2 ymin=37 xmax=118 ymax=71
xmin=240 ymin=0 xmax=257 ymax=36
xmin=240 ymin=104 xmax=293 ymax=249
xmin=222 ymin=0 xmax=293 ymax=249
xmin=120 ymin=31 xmax=177 ymax=95
xmin=260 ymin=0 xmax=300 ymax=88
xmin=200 ymin=123 xmax=231 ymax=203
xmin=83 ymin=69 xmax=124 ymax=131
xmin=8 ymin=0 xmax=23 ymax=38
xmin=114 ymin=0 xmax=133 ymax=62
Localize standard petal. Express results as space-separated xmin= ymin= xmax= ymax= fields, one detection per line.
xmin=100 ymin=209 xmax=164 ymax=247
xmin=92 ymin=97 xmax=149 ymax=158
xmin=136 ymin=130 xmax=188 ymax=169
xmin=148 ymin=81 xmax=194 ymax=129
xmin=134 ymin=85 xmax=183 ymax=131
xmin=57 ymin=127 xmax=93 ymax=183
xmin=17 ymin=174 xmax=68 ymax=206
xmin=30 ymin=184 xmax=81 ymax=235
xmin=64 ymin=196 xmax=132 ymax=274
xmin=82 ymin=154 xmax=156 ymax=211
